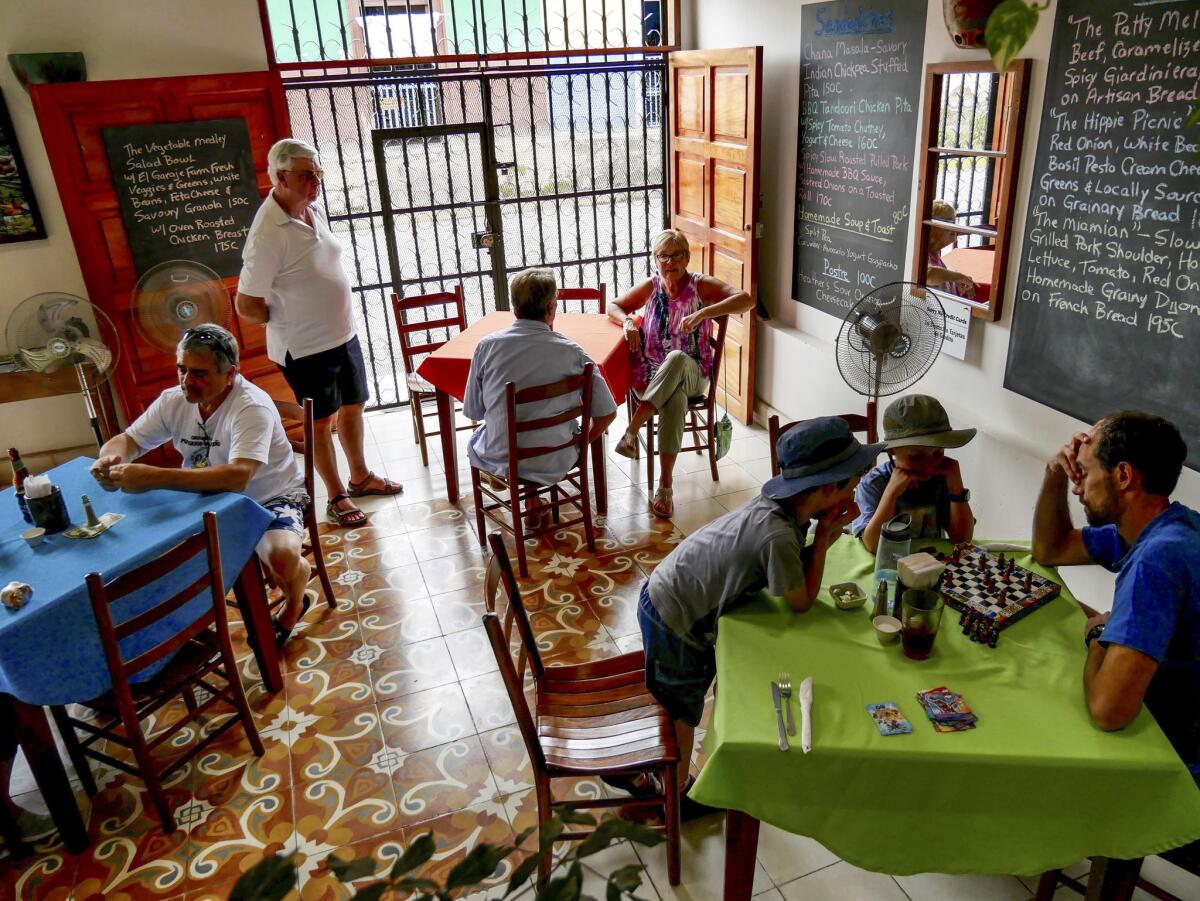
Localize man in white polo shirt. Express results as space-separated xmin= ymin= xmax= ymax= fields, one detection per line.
xmin=235 ymin=138 xmax=400 ymax=530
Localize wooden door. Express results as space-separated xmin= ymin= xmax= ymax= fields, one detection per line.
xmin=29 ymin=72 xmax=290 ymax=429
xmin=668 ymin=47 xmax=762 ymax=425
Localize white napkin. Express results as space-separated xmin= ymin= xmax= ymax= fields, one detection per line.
xmin=24 ymin=475 xmax=52 ymax=499
xmin=800 ymin=677 xmax=813 ymax=753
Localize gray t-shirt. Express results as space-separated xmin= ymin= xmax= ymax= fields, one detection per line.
xmin=648 ymin=493 xmax=809 ymax=643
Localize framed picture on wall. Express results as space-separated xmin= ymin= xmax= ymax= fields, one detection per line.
xmin=0 ymin=87 xmax=47 ymax=243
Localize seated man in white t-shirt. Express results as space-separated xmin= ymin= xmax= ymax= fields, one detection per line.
xmin=90 ymin=325 xmax=314 ymax=643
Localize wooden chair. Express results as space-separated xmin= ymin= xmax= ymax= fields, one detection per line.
xmin=554 ymin=284 xmax=606 ymax=314
xmin=767 ymin=412 xmax=875 ymax=477
xmin=272 ymin=397 xmax=336 ymax=610
xmin=50 ymin=512 xmax=264 ymax=833
xmin=482 ymin=532 xmax=681 ymax=886
xmin=625 ymin=315 xmax=729 ymax=490
xmin=470 ymin=363 xmax=597 ymax=578
xmin=1036 ymin=846 xmax=1200 ymax=901
xmin=390 ymin=287 xmax=475 ymax=466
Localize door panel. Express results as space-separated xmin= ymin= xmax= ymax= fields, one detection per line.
xmin=668 ymin=47 xmax=762 ymax=424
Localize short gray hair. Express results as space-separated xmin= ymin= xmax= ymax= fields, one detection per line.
xmin=268 ymin=138 xmax=319 ymax=177
xmin=510 ymin=268 xmax=558 ymax=320
xmin=177 ymin=324 xmax=239 ymax=372
xmin=651 ymin=229 xmax=690 ymax=257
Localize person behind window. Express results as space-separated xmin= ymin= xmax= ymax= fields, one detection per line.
xmin=925 ymin=199 xmax=977 ymax=301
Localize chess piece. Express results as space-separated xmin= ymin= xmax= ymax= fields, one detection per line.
xmin=987 ymin=627 xmax=998 ymax=649
xmin=997 ymin=553 xmax=1006 ymax=568
xmin=1024 ymin=572 xmax=1033 ymax=594
xmin=998 ymin=587 xmax=1008 ymax=605
xmin=81 ymin=494 xmax=100 ymax=528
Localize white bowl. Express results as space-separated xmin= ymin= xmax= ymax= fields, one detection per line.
xmin=831 ymin=581 xmax=867 ymax=610
xmin=872 ymin=615 xmax=902 ymax=645
xmin=20 ymin=527 xmax=45 ymax=548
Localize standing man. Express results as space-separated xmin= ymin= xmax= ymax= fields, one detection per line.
xmin=1033 ymin=412 xmax=1199 ymax=779
xmin=236 ymin=138 xmax=401 ymax=529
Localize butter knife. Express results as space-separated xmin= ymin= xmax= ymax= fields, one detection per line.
xmin=799 ymin=676 xmax=813 ymax=754
xmin=771 ymin=681 xmax=789 ymax=751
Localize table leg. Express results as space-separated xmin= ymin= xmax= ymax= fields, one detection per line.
xmin=723 ymin=809 xmax=760 ymax=901
xmin=233 ymin=557 xmax=283 ymax=695
xmin=1084 ymin=857 xmax=1142 ymax=901
xmin=436 ymin=389 xmax=459 ymax=503
xmin=591 ymin=434 xmax=608 ymax=516
xmin=11 ymin=699 xmax=87 ymax=854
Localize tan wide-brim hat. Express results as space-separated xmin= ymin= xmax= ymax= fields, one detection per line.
xmin=882 ymin=394 xmax=976 ymax=450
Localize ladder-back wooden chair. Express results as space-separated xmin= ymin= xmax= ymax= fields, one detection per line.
xmin=51 ymin=511 xmax=264 ymax=833
xmin=768 ymin=412 xmax=875 ymax=477
xmin=390 ymin=287 xmax=475 ymax=466
xmin=482 ymin=533 xmax=681 ymax=886
xmin=625 ymin=314 xmax=729 ymax=489
xmin=470 ymin=363 xmax=597 ymax=578
xmin=272 ymin=397 xmax=336 ymax=609
xmin=554 ymin=284 xmax=607 ymax=314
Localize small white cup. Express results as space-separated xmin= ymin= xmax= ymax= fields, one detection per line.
xmin=872 ymin=615 xmax=902 ymax=645
xmin=21 ymin=527 xmax=46 ymax=549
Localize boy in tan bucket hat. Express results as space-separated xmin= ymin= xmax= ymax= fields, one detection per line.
xmin=851 ymin=394 xmax=977 ymax=552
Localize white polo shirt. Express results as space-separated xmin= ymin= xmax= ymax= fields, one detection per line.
xmin=238 ymin=193 xmax=356 ymax=365
xmin=125 ymin=375 xmax=305 ymax=505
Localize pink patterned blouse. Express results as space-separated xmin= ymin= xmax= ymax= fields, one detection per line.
xmin=631 ymin=273 xmax=714 ymax=394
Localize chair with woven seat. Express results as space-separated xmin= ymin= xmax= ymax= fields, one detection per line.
xmin=554 ymin=284 xmax=606 ymax=314
xmin=482 ymin=532 xmax=681 ymax=886
xmin=272 ymin=397 xmax=336 ymax=610
xmin=768 ymin=412 xmax=875 ymax=477
xmin=624 ymin=314 xmax=730 ymax=489
xmin=50 ymin=511 xmax=264 ymax=833
xmin=470 ymin=363 xmax=597 ymax=578
xmin=390 ymin=287 xmax=475 ymax=466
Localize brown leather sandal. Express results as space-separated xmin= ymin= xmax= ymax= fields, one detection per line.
xmin=347 ymin=471 xmax=403 ymax=497
xmin=326 ymin=493 xmax=367 ymax=528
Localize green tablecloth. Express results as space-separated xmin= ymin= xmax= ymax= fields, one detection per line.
xmin=690 ymin=538 xmax=1200 ymax=876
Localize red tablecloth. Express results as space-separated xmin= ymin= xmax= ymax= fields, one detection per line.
xmin=942 ymin=247 xmax=995 ymax=299
xmin=417 ymin=312 xmax=633 ymax=403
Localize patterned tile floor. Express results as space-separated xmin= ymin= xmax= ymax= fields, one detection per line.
xmin=3 ymin=409 xmax=1198 ymax=901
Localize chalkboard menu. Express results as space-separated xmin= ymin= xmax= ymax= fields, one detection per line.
xmin=103 ymin=118 xmax=262 ymax=278
xmin=1005 ymin=0 xmax=1200 ymax=469
xmin=791 ymin=0 xmax=927 ymax=317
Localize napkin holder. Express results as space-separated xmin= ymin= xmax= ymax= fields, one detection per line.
xmin=25 ymin=484 xmax=70 ymax=533
xmin=898 ymin=552 xmax=945 ymax=590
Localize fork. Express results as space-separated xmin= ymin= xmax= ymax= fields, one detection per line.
xmin=779 ymin=673 xmax=796 ymax=736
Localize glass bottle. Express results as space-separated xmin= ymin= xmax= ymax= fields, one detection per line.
xmin=873 ymin=513 xmax=912 ymax=617
xmin=8 ymin=448 xmax=32 ymax=524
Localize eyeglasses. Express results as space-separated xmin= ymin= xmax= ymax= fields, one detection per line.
xmin=654 ymin=250 xmax=687 ymax=263
xmin=282 ymin=167 xmax=325 ymax=182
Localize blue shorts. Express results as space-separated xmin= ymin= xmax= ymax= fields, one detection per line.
xmin=638 ymin=581 xmax=715 ymax=728
xmin=281 ymin=336 xmax=370 ymax=420
xmin=262 ymin=492 xmax=309 ymax=541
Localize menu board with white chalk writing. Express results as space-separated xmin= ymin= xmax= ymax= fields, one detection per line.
xmin=1005 ymin=0 xmax=1200 ymax=469
xmin=791 ymin=0 xmax=926 ymax=317
xmin=103 ymin=118 xmax=261 ymax=278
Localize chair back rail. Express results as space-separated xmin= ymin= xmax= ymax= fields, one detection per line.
xmin=768 ymin=412 xmax=874 ymax=477
xmin=273 ymin=397 xmax=315 ymax=498
xmin=503 ymin=363 xmax=594 ymax=486
xmin=555 ymin=284 xmax=607 ymax=314
xmin=390 ymin=286 xmax=467 ymax=377
xmin=486 ymin=533 xmax=546 ymax=681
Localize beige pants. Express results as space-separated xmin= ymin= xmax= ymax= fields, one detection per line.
xmin=639 ymin=350 xmax=706 ymax=455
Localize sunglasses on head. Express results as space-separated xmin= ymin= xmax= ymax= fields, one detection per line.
xmin=181 ymin=328 xmax=237 ymax=366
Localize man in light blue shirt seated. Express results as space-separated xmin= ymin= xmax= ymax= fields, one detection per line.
xmin=464 ymin=268 xmax=618 ymax=491
xmin=1033 ymin=411 xmax=1199 ymax=780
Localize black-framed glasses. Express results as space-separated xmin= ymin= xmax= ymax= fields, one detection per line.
xmin=654 ymin=250 xmax=687 ymax=263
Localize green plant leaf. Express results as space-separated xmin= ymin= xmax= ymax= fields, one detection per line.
xmin=391 ymin=832 xmax=437 ymax=880
xmin=608 ymin=819 xmax=664 ymax=848
xmin=329 ymin=855 xmax=380 ymax=883
xmin=535 ymin=861 xmax=583 ymax=901
xmin=574 ymin=820 xmax=621 ymax=859
xmin=230 ymin=852 xmax=297 ymax=901
xmin=1186 ymin=99 xmax=1200 ymax=130
xmin=445 ymin=843 xmax=512 ymax=890
xmin=513 ymin=825 xmax=538 ymax=848
xmin=607 ymin=883 xmax=622 ymax=901
xmin=505 ymin=853 xmax=542 ymax=896
xmin=350 ymin=884 xmax=389 ymax=901
xmin=395 ymin=876 xmax=440 ymax=892
xmin=985 ymin=0 xmax=1039 ymax=72
xmin=607 ymin=864 xmax=644 ymax=892
xmin=554 ymin=806 xmax=598 ymax=827
xmin=540 ymin=817 xmax=566 ymax=851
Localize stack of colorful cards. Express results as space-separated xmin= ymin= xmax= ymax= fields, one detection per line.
xmin=916 ymin=686 xmax=977 ymax=732
xmin=867 ymin=702 xmax=913 ymax=735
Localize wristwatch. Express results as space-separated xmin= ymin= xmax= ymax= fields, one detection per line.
xmin=948 ymin=489 xmax=971 ymax=503
xmin=1084 ymin=623 xmax=1106 ymax=648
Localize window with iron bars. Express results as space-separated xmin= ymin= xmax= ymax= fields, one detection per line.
xmin=935 ymin=70 xmax=1000 ymax=248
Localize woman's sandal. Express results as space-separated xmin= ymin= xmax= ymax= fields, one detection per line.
xmin=600 ymin=772 xmax=661 ymax=797
xmin=327 ymin=493 xmax=368 ymax=528
xmin=649 ymin=486 xmax=674 ymax=519
xmin=273 ymin=589 xmax=315 ymax=648
xmin=347 ymin=471 xmax=403 ymax=497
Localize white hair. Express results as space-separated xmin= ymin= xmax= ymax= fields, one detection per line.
xmin=268 ymin=138 xmax=319 ymax=176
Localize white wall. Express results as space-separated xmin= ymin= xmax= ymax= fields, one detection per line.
xmin=0 ymin=0 xmax=269 ymax=452
xmin=686 ymin=0 xmax=1199 ymax=606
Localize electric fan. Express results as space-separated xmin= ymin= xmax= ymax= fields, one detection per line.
xmin=834 ymin=282 xmax=947 ymax=442
xmin=4 ymin=292 xmax=120 ymax=448
xmin=130 ymin=260 xmax=232 ymax=353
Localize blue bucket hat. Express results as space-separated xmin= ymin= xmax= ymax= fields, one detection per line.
xmin=762 ymin=416 xmax=884 ymax=501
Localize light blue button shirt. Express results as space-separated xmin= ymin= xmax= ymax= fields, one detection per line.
xmin=464 ymin=318 xmax=617 ymax=486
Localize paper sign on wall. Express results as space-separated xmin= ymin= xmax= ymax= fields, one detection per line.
xmin=935 ymin=293 xmax=971 ymax=360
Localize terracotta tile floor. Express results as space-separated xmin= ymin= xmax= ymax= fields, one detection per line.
xmin=3 ymin=409 xmax=1198 ymax=901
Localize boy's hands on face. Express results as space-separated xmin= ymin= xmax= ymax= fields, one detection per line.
xmin=818 ymin=498 xmax=859 ymax=542
xmin=928 ymin=455 xmax=965 ymax=493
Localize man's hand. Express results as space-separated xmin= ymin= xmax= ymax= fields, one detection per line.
xmin=1051 ymin=431 xmax=1091 ymax=486
xmin=817 ymin=499 xmax=859 ymax=542
xmin=622 ymin=318 xmax=642 ymax=352
xmin=90 ymin=455 xmax=123 ymax=491
xmin=106 ymin=463 xmax=161 ymax=494
xmin=679 ymin=310 xmax=706 ymax=334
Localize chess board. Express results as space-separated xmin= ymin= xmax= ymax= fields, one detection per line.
xmin=937 ymin=544 xmax=1061 ymax=630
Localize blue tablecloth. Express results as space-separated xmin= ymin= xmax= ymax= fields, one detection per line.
xmin=0 ymin=458 xmax=272 ymax=706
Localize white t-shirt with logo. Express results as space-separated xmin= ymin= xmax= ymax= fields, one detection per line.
xmin=125 ymin=375 xmax=304 ymax=505
xmin=238 ymin=193 xmax=356 ymax=365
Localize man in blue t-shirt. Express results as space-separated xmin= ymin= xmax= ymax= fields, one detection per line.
xmin=1033 ymin=411 xmax=1199 ymax=776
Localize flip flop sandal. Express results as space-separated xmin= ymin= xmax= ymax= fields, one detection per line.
xmin=614 ymin=432 xmax=639 ymax=459
xmin=326 ymin=493 xmax=368 ymax=528
xmin=347 ymin=471 xmax=403 ymax=497
xmin=649 ymin=487 xmax=674 ymax=519
xmin=273 ymin=589 xmax=315 ymax=648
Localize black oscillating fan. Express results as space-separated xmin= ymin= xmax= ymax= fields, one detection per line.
xmin=835 ymin=282 xmax=946 ymax=442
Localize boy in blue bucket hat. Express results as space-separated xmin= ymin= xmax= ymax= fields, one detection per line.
xmin=615 ymin=417 xmax=883 ymax=821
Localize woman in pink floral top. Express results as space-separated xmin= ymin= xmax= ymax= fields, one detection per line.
xmin=608 ymin=230 xmax=753 ymax=518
